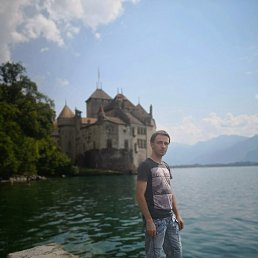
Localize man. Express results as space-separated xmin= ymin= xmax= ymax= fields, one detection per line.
xmin=136 ymin=130 xmax=184 ymax=258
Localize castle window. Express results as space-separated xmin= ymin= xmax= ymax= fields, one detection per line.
xmin=106 ymin=125 xmax=113 ymax=134
xmin=134 ymin=143 xmax=138 ymax=153
xmin=132 ymin=127 xmax=136 ymax=137
xmin=124 ymin=140 xmax=129 ymax=149
xmin=107 ymin=139 xmax=112 ymax=148
xmin=137 ymin=139 xmax=147 ymax=149
xmin=137 ymin=127 xmax=146 ymax=135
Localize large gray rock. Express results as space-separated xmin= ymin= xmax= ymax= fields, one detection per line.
xmin=7 ymin=243 xmax=79 ymax=258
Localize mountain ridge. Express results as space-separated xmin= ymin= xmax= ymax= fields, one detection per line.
xmin=166 ymin=135 xmax=258 ymax=166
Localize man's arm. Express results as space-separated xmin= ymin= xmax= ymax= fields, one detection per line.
xmin=136 ymin=180 xmax=156 ymax=236
xmin=172 ymin=193 xmax=184 ymax=230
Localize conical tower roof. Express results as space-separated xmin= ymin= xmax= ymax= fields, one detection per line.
xmin=136 ymin=103 xmax=148 ymax=114
xmin=58 ymin=104 xmax=75 ymax=118
xmin=87 ymin=88 xmax=112 ymax=101
xmin=114 ymin=93 xmax=135 ymax=109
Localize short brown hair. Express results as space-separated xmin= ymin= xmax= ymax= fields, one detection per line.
xmin=150 ymin=130 xmax=171 ymax=143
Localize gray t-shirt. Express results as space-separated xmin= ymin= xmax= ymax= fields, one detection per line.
xmin=137 ymin=158 xmax=173 ymax=219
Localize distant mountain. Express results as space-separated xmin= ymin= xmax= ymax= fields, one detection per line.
xmin=166 ymin=135 xmax=258 ymax=166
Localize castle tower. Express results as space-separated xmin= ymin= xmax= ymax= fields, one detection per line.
xmin=57 ymin=104 xmax=76 ymax=161
xmin=85 ymin=70 xmax=112 ymax=118
xmin=86 ymin=89 xmax=112 ymax=118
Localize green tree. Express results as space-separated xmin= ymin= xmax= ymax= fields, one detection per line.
xmin=37 ymin=137 xmax=73 ymax=177
xmin=0 ymin=62 xmax=55 ymax=138
xmin=0 ymin=132 xmax=19 ymax=178
xmin=0 ymin=62 xmax=73 ymax=179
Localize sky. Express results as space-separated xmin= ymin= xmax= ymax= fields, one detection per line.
xmin=1 ymin=0 xmax=258 ymax=144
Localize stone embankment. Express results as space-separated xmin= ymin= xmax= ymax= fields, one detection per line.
xmin=7 ymin=243 xmax=79 ymax=258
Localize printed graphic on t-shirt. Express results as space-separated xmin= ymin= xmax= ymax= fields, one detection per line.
xmin=151 ymin=166 xmax=172 ymax=210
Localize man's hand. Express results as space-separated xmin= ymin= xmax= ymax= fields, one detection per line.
xmin=146 ymin=219 xmax=156 ymax=236
xmin=176 ymin=215 xmax=184 ymax=231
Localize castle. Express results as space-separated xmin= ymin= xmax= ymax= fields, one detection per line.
xmin=54 ymin=85 xmax=156 ymax=173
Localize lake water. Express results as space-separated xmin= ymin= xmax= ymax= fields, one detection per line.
xmin=0 ymin=166 xmax=258 ymax=258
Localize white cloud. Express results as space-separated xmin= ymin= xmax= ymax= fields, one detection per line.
xmin=56 ymin=78 xmax=70 ymax=88
xmin=40 ymin=47 xmax=49 ymax=53
xmin=65 ymin=25 xmax=80 ymax=39
xmin=164 ymin=112 xmax=258 ymax=144
xmin=123 ymin=0 xmax=141 ymax=4
xmin=42 ymin=0 xmax=84 ymax=22
xmin=0 ymin=0 xmax=134 ymax=62
xmin=157 ymin=116 xmax=203 ymax=145
xmin=81 ymin=0 xmax=123 ymax=30
xmin=0 ymin=0 xmax=31 ymax=61
xmin=245 ymin=69 xmax=258 ymax=75
xmin=95 ymin=32 xmax=101 ymax=40
xmin=24 ymin=14 xmax=64 ymax=46
xmin=131 ymin=0 xmax=141 ymax=4
xmin=256 ymin=94 xmax=258 ymax=100
xmin=0 ymin=44 xmax=11 ymax=62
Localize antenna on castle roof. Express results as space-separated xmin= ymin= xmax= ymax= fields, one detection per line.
xmin=96 ymin=67 xmax=101 ymax=89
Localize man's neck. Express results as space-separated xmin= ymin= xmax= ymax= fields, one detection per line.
xmin=150 ymin=155 xmax=162 ymax=164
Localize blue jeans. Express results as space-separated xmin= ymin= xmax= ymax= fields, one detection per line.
xmin=145 ymin=216 xmax=182 ymax=258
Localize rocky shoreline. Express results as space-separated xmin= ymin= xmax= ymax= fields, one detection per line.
xmin=0 ymin=168 xmax=137 ymax=184
xmin=0 ymin=175 xmax=47 ymax=184
xmin=7 ymin=243 xmax=79 ymax=258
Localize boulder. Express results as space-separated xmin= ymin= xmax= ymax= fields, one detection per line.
xmin=7 ymin=243 xmax=79 ymax=258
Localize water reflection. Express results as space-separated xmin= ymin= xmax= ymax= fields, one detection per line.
xmin=0 ymin=176 xmax=145 ymax=257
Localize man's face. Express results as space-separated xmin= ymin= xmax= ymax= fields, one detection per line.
xmin=151 ymin=134 xmax=170 ymax=157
